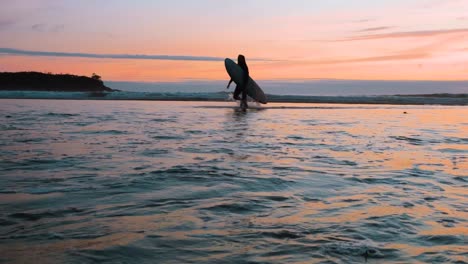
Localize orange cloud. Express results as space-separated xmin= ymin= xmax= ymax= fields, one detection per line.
xmin=356 ymin=26 xmax=394 ymax=32
xmin=293 ymin=53 xmax=429 ymax=65
xmin=341 ymin=28 xmax=468 ymax=41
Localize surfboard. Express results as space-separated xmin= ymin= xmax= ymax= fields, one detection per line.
xmin=224 ymin=58 xmax=267 ymax=104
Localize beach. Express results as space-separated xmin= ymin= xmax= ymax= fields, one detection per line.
xmin=0 ymin=99 xmax=466 ymax=263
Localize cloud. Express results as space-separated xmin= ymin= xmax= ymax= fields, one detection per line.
xmin=51 ymin=24 xmax=64 ymax=32
xmin=32 ymin=23 xmax=46 ymax=32
xmin=0 ymin=47 xmax=263 ymax=62
xmin=0 ymin=19 xmax=15 ymax=30
xmin=337 ymin=28 xmax=468 ymax=42
xmin=352 ymin=19 xmax=375 ymax=24
xmin=301 ymin=53 xmax=429 ymax=66
xmin=357 ymin=26 xmax=393 ymax=33
xmin=421 ymin=0 xmax=465 ymax=9
xmin=31 ymin=23 xmax=64 ymax=32
xmin=331 ymin=53 xmax=429 ymax=64
xmin=260 ymin=50 xmax=430 ymax=69
xmin=284 ymin=34 xmax=461 ymax=67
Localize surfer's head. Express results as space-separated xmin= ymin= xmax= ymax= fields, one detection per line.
xmin=238 ymin=54 xmax=246 ymax=64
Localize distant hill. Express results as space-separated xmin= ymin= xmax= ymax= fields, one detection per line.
xmin=0 ymin=72 xmax=113 ymax=92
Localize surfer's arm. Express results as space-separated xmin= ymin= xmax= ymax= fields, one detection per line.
xmin=227 ymin=79 xmax=233 ymax=89
xmin=242 ymin=66 xmax=250 ymax=87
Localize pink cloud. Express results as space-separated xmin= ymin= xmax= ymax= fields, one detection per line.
xmin=356 ymin=26 xmax=394 ymax=32
xmin=340 ymin=28 xmax=468 ymax=41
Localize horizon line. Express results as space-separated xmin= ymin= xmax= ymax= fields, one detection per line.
xmin=105 ymin=79 xmax=468 ymax=83
xmin=1 ymin=71 xmax=467 ymax=82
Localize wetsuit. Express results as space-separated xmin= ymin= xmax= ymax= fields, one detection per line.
xmin=234 ymin=59 xmax=249 ymax=102
xmin=227 ymin=55 xmax=249 ymax=107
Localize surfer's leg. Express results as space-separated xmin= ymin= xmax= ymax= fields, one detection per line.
xmin=233 ymin=85 xmax=241 ymax=100
xmin=241 ymin=89 xmax=248 ymax=108
xmin=240 ymin=100 xmax=248 ymax=109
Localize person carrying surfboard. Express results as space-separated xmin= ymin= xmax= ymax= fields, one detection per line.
xmin=227 ymin=54 xmax=249 ymax=109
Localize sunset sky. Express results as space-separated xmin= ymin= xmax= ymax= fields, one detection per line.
xmin=1 ymin=0 xmax=467 ymax=81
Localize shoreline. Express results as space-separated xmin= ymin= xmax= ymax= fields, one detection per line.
xmin=0 ymin=96 xmax=466 ymax=106
xmin=0 ymin=90 xmax=466 ymax=106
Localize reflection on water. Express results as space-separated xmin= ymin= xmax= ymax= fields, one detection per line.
xmin=0 ymin=100 xmax=466 ymax=263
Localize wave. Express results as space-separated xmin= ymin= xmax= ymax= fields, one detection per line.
xmin=0 ymin=90 xmax=466 ymax=105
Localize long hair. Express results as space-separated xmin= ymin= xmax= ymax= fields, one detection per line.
xmin=237 ymin=54 xmax=248 ymax=72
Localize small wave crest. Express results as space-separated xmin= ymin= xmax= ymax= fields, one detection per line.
xmin=0 ymin=90 xmax=466 ymax=105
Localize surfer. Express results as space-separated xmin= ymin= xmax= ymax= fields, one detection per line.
xmin=227 ymin=54 xmax=249 ymax=109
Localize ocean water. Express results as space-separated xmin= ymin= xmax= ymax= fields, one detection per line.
xmin=0 ymin=99 xmax=466 ymax=264
xmin=1 ymin=79 xmax=467 ymax=105
xmin=105 ymin=80 xmax=468 ymax=96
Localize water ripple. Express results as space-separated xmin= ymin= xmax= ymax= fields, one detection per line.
xmin=0 ymin=100 xmax=466 ymax=263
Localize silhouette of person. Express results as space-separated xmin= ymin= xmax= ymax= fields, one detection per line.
xmin=227 ymin=54 xmax=249 ymax=109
